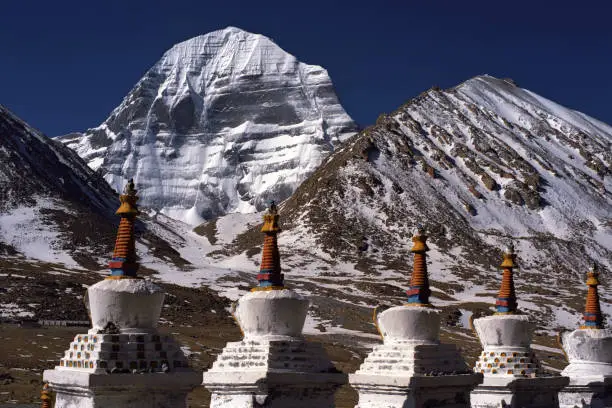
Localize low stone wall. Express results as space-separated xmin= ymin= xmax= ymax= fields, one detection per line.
xmin=38 ymin=320 xmax=90 ymax=327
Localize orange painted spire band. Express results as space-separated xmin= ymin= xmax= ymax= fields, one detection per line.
xmin=581 ymin=263 xmax=604 ymax=329
xmin=406 ymin=226 xmax=431 ymax=306
xmin=108 ymin=179 xmax=140 ymax=278
xmin=253 ymin=201 xmax=284 ymax=290
xmin=41 ymin=383 xmax=51 ymax=408
xmin=495 ymin=244 xmax=518 ymax=314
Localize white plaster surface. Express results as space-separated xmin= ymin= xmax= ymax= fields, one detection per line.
xmin=45 ymin=276 xmax=199 ymax=408
xmin=471 ymin=377 xmax=569 ymax=408
xmin=54 ymin=331 xmax=189 ymax=373
xmin=350 ymin=305 xmax=481 ymax=408
xmin=88 ymin=279 xmax=164 ymax=332
xmin=558 ymin=377 xmax=612 ymax=408
xmin=471 ymin=314 xmax=569 ymax=407
xmin=559 ymin=328 xmax=612 ymax=407
xmin=203 ymin=339 xmax=346 ymax=407
xmin=562 ymin=329 xmax=612 ymax=371
xmin=203 ymin=288 xmax=345 ymax=407
xmin=473 ymin=314 xmax=533 ymax=349
xmin=233 ymin=289 xmax=308 ymax=339
xmin=44 ymin=369 xmax=201 ymax=408
xmin=376 ymin=305 xmax=440 ymax=344
xmin=472 ymin=314 xmax=542 ymax=378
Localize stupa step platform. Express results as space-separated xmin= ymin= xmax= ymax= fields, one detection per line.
xmin=56 ymin=330 xmax=188 ymax=374
xmin=350 ymin=372 xmax=483 ymax=408
xmin=471 ymin=376 xmax=569 ymax=408
xmin=210 ymin=339 xmax=337 ymax=373
xmin=44 ymin=369 xmax=201 ymax=408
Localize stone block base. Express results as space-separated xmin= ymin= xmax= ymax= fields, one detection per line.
xmin=471 ymin=376 xmax=569 ymax=408
xmin=203 ymin=338 xmax=346 ymax=408
xmin=205 ymin=371 xmax=346 ymax=408
xmin=44 ymin=368 xmax=200 ymax=408
xmin=350 ymin=373 xmax=482 ymax=408
xmin=558 ymin=376 xmax=612 ymax=408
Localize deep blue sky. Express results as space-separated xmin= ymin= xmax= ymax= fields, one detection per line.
xmin=1 ymin=0 xmax=611 ymax=136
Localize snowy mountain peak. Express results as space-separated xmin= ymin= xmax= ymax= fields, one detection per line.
xmin=59 ymin=27 xmax=357 ymax=225
xmin=156 ymin=26 xmax=303 ymax=78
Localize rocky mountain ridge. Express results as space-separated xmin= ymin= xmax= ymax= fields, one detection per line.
xmin=0 ymin=105 xmax=119 ymax=264
xmin=208 ymin=75 xmax=611 ymax=351
xmin=0 ymin=105 xmax=192 ymax=289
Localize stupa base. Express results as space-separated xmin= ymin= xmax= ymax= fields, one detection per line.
xmin=203 ymin=338 xmax=346 ymax=408
xmin=206 ymin=371 xmax=345 ymax=408
xmin=558 ymin=375 xmax=612 ymax=408
xmin=43 ymin=369 xmax=200 ymax=408
xmin=470 ymin=376 xmax=568 ymax=408
xmin=350 ymin=373 xmax=482 ymax=408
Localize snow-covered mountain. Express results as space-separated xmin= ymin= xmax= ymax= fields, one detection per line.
xmin=0 ymin=105 xmax=120 ymax=266
xmin=59 ymin=26 xmax=357 ymax=225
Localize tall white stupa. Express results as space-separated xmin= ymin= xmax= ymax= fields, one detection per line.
xmin=559 ymin=263 xmax=612 ymax=408
xmin=470 ymin=244 xmax=568 ymax=407
xmin=202 ymin=202 xmax=347 ymax=407
xmin=43 ymin=180 xmax=200 ymax=407
xmin=349 ymin=227 xmax=482 ymax=407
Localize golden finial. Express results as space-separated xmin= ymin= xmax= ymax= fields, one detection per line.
xmin=116 ymin=178 xmax=140 ymax=216
xmin=41 ymin=383 xmax=51 ymax=408
xmin=410 ymin=225 xmax=429 ymax=254
xmin=586 ymin=263 xmax=600 ymax=286
xmin=500 ymin=243 xmax=516 ymax=269
xmin=261 ymin=201 xmax=281 ymax=233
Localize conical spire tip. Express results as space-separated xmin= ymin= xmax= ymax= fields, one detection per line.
xmin=413 ymin=224 xmax=426 ymax=237
xmin=268 ymin=200 xmax=278 ymax=214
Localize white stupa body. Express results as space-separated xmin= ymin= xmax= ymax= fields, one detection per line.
xmin=470 ymin=314 xmax=568 ymax=408
xmin=43 ymin=279 xmax=200 ymax=408
xmin=349 ymin=305 xmax=482 ymax=408
xmin=559 ymin=328 xmax=612 ymax=408
xmin=202 ymin=289 xmax=347 ymax=408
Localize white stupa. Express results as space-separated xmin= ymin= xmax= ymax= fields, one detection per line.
xmin=43 ymin=180 xmax=200 ymax=407
xmin=470 ymin=245 xmax=567 ymax=407
xmin=349 ymin=228 xmax=482 ymax=407
xmin=202 ymin=202 xmax=346 ymax=407
xmin=559 ymin=264 xmax=612 ymax=408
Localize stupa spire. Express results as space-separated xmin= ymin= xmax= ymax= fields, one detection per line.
xmin=406 ymin=226 xmax=431 ymax=306
xmin=253 ymin=201 xmax=284 ymax=291
xmin=581 ymin=263 xmax=604 ymax=329
xmin=41 ymin=383 xmax=51 ymax=408
xmin=495 ymin=243 xmax=518 ymax=314
xmin=108 ymin=179 xmax=140 ymax=279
